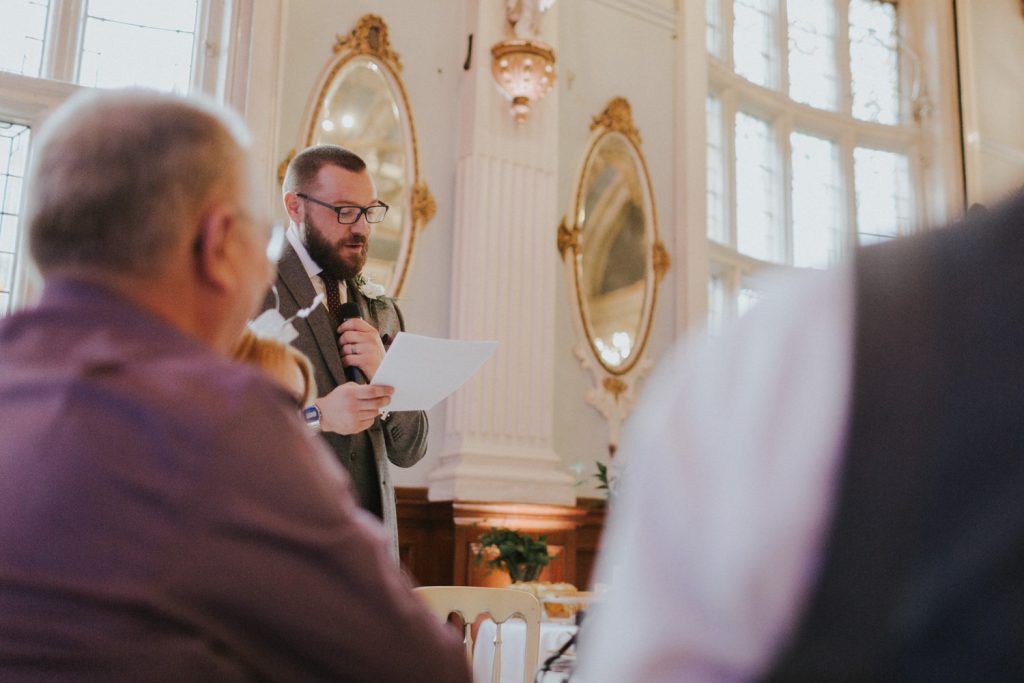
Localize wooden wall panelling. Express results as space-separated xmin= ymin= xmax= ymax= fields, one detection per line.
xmin=575 ymin=499 xmax=608 ymax=589
xmin=396 ymin=488 xmax=454 ymax=586
xmin=396 ymin=488 xmax=607 ymax=589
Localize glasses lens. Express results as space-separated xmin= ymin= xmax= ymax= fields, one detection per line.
xmin=365 ymin=205 xmax=388 ymax=223
xmin=266 ymin=222 xmax=286 ymax=262
xmin=336 ymin=206 xmax=361 ymax=224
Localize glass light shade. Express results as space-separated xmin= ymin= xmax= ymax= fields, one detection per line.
xmin=490 ymin=39 xmax=556 ymax=125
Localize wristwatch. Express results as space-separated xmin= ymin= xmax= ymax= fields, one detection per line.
xmin=302 ymin=403 xmax=322 ymax=431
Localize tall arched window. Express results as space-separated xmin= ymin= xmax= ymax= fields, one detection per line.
xmin=704 ymin=0 xmax=954 ymax=328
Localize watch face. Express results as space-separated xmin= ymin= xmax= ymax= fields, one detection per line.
xmin=303 ymin=405 xmax=321 ymax=427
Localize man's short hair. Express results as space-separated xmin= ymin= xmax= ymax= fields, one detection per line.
xmin=282 ymin=145 xmax=366 ymax=194
xmin=27 ymin=88 xmax=251 ymax=277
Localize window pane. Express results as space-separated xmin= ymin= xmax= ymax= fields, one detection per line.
xmin=735 ymin=112 xmax=781 ymax=262
xmin=706 ymin=94 xmax=727 ymax=243
xmin=849 ymin=0 xmax=899 ymax=124
xmin=854 ymin=147 xmax=910 ymax=245
xmin=791 ymin=131 xmax=841 ymax=268
xmin=787 ymin=0 xmax=836 ymax=110
xmin=708 ymin=271 xmax=727 ymax=334
xmin=0 ymin=0 xmax=51 ymax=77
xmin=707 ymin=0 xmax=723 ymax=58
xmin=733 ymin=0 xmax=776 ymax=88
xmin=0 ymin=122 xmax=31 ymax=315
xmin=78 ymin=0 xmax=199 ymax=93
xmin=87 ymin=0 xmax=198 ymax=31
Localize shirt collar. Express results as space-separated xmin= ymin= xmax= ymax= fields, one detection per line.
xmin=286 ymin=223 xmax=323 ymax=280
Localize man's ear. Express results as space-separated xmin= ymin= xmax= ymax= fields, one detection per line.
xmin=283 ymin=191 xmax=303 ymax=225
xmin=192 ymin=204 xmax=236 ymax=291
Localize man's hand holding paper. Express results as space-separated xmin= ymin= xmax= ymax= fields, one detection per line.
xmin=318 ymin=383 xmax=394 ymax=434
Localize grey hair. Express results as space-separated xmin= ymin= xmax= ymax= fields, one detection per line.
xmin=282 ymin=144 xmax=366 ymax=194
xmin=27 ymin=88 xmax=252 ymax=277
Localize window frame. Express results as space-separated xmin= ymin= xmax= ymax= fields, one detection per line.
xmin=703 ymin=0 xmax=952 ymax=330
xmin=36 ymin=0 xmax=228 ymax=94
xmin=0 ymin=0 xmax=256 ymax=312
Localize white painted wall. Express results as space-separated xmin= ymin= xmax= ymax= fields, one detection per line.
xmin=957 ymin=0 xmax=1024 ymax=205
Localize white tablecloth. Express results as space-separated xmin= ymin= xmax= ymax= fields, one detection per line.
xmin=472 ymin=618 xmax=577 ymax=683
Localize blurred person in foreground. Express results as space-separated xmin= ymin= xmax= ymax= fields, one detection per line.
xmin=267 ymin=145 xmax=428 ymax=560
xmin=0 ymin=88 xmax=469 ymax=682
xmin=576 ymin=193 xmax=1024 ymax=682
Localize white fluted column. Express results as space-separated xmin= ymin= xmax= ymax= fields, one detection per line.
xmin=428 ymin=0 xmax=574 ymax=505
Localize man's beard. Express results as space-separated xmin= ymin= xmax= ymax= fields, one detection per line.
xmin=302 ymin=216 xmax=367 ymax=281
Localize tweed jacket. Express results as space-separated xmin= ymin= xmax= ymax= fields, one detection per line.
xmin=265 ymin=245 xmax=428 ymax=560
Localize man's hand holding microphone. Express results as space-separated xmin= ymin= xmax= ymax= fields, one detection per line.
xmin=315 ymin=302 xmax=393 ymax=435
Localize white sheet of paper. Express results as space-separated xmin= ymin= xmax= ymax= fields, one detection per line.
xmin=370 ymin=332 xmax=498 ymax=412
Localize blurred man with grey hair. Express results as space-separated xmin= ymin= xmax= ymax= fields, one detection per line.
xmin=0 ymin=89 xmax=469 ymax=682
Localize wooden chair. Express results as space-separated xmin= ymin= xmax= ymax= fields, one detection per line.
xmin=414 ymin=585 xmax=542 ymax=683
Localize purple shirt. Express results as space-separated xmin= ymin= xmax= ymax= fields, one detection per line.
xmin=0 ymin=279 xmax=469 ymax=682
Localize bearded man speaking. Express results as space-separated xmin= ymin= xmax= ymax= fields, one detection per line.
xmin=269 ymin=145 xmax=427 ymax=560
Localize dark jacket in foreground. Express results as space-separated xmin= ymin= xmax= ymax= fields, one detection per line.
xmin=765 ymin=194 xmax=1024 ymax=681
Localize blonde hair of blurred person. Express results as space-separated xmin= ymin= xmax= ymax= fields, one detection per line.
xmin=232 ymin=329 xmax=317 ymax=407
xmin=27 ymin=87 xmax=274 ymax=353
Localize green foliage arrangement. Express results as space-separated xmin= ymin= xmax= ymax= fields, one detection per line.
xmin=595 ymin=461 xmax=611 ymax=494
xmin=474 ymin=527 xmax=551 ymax=583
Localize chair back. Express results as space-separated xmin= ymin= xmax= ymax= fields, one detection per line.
xmin=414 ymin=585 xmax=542 ymax=683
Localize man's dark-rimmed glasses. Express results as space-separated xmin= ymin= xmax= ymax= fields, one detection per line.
xmin=296 ymin=192 xmax=388 ymax=224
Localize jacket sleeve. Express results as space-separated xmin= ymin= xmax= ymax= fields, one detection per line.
xmin=383 ymin=409 xmax=428 ymax=467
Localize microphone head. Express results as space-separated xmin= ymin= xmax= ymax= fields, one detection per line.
xmin=338 ymin=302 xmax=361 ymax=322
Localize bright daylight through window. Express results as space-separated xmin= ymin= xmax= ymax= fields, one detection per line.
xmin=0 ymin=0 xmax=209 ymax=314
xmin=78 ymin=0 xmax=199 ymax=93
xmin=706 ymin=0 xmax=919 ymax=330
xmin=0 ymin=122 xmax=30 ymax=315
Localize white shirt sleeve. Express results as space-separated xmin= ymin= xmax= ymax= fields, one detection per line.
xmin=575 ymin=264 xmax=855 ymax=683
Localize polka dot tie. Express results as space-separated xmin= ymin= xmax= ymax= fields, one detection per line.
xmin=319 ymin=273 xmax=342 ymax=328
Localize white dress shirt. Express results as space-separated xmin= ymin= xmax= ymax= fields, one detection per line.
xmin=575 ymin=264 xmax=856 ymax=683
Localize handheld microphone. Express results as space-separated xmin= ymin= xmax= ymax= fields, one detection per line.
xmin=338 ymin=302 xmax=366 ymax=384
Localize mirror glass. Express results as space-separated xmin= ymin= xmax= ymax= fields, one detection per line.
xmin=577 ymin=132 xmax=648 ymax=371
xmin=312 ymin=56 xmax=407 ymax=289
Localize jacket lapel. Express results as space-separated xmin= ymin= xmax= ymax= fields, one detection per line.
xmin=277 ymin=246 xmax=347 ymax=386
xmin=345 ymin=279 xmax=371 ymax=323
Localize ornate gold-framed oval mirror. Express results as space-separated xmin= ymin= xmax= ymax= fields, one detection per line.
xmin=288 ymin=14 xmax=434 ymax=297
xmin=558 ymin=98 xmax=669 ymax=451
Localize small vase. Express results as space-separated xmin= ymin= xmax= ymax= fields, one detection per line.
xmin=508 ymin=563 xmax=543 ymax=583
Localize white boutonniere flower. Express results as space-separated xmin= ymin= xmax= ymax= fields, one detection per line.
xmin=354 ymin=274 xmax=393 ymax=310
